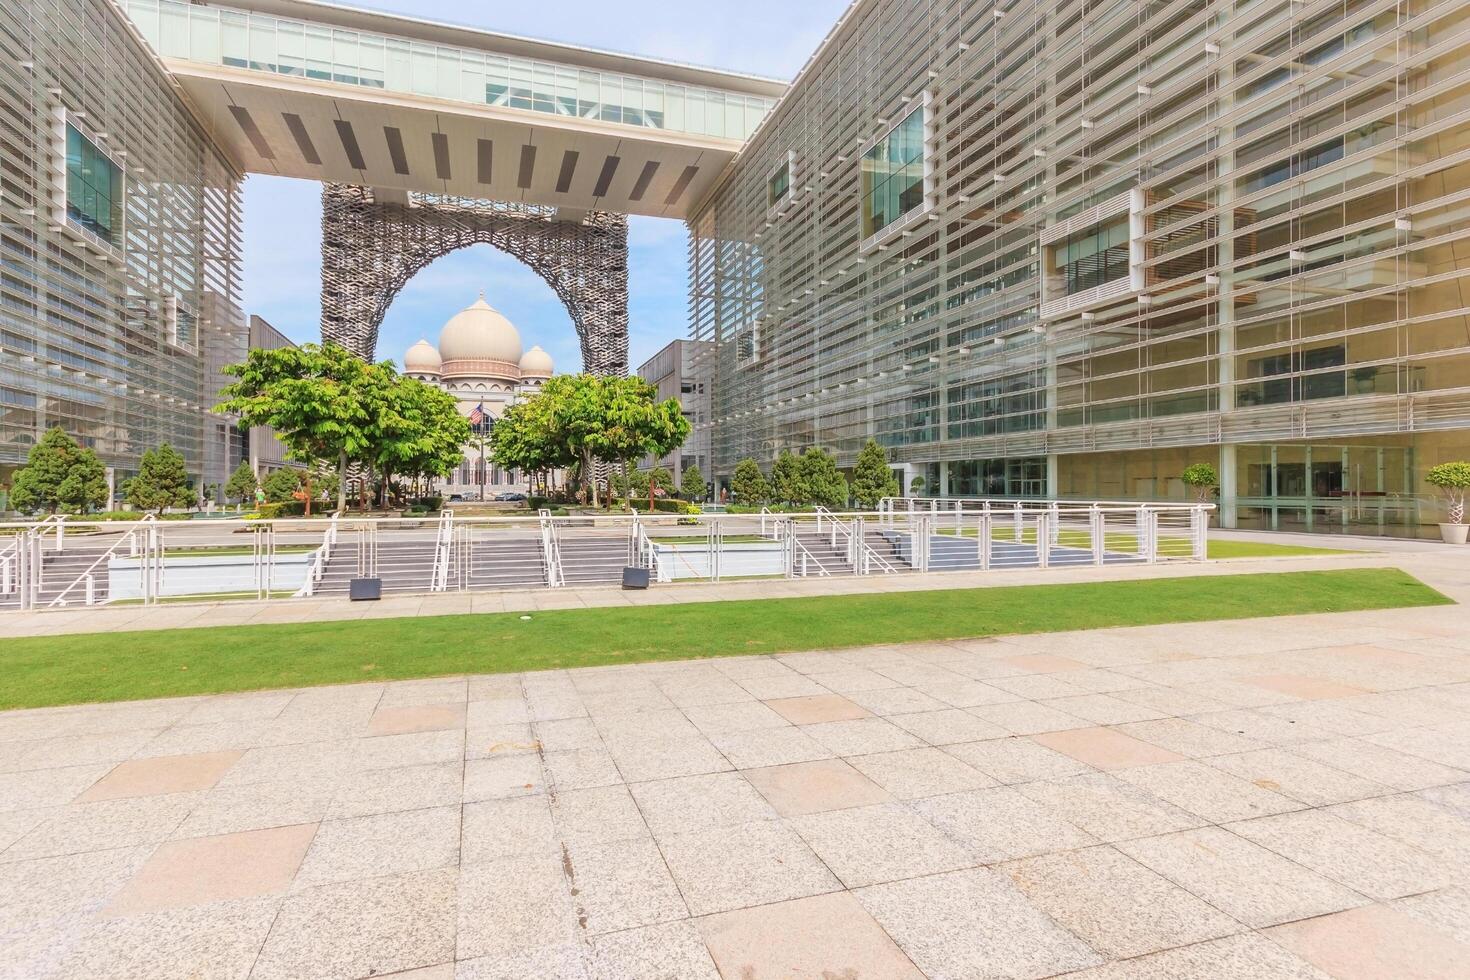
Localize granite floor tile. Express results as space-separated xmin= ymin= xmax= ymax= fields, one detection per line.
xmin=856 ymin=866 xmax=1103 ymax=980
xmin=55 ymin=894 xmax=281 ymax=980
xmin=843 ymin=686 xmax=950 ymax=716
xmin=710 ymin=727 xmax=833 ymax=770
xmin=0 ymin=847 xmax=147 ymax=931
xmin=656 ymin=819 xmax=839 ymax=916
xmin=77 ymin=751 xmax=241 ymax=803
xmin=356 ymin=730 xmax=465 ymax=771
xmin=846 ymin=747 xmax=996 ymax=799
xmin=366 ymin=703 xmax=466 ymax=737
xmin=463 ymin=724 xmax=539 ymax=760
xmin=170 ymin=777 xmax=338 ymax=839
xmin=1115 ymin=760 xmax=1302 ymax=824
xmin=743 ymin=758 xmax=892 ymax=817
xmin=629 ymin=772 xmax=777 ymax=837
xmin=105 ymin=823 xmax=316 ymax=915
xmin=1117 ymin=827 xmax=1365 ymax=928
xmin=1394 ymin=886 xmax=1470 ymax=946
xmin=604 ymin=734 xmax=732 ymax=782
xmin=1050 ymin=933 xmax=1331 ymax=979
xmin=532 ymin=717 xmax=603 ymax=753
xmin=764 ymin=693 xmax=871 ymax=724
xmin=1231 ymin=809 xmax=1453 ymax=901
xmin=1032 ymin=727 xmax=1186 ymax=771
xmin=7 ymin=793 xmax=202 ymax=861
xmin=462 ymin=754 xmax=545 ymax=801
xmin=887 ymin=708 xmax=1009 ymax=745
xmin=944 ymin=737 xmax=1096 ymax=784
xmin=550 ymin=785 xmax=649 ymax=846
xmin=912 ymin=786 xmax=1096 ymax=863
xmin=1017 ymin=773 xmax=1207 ymax=843
xmin=563 ymin=835 xmax=687 ymax=934
xmin=327 ymin=761 xmax=462 ymax=819
xmin=1331 ymin=792 xmax=1470 ymax=870
xmin=455 ymin=944 xmax=589 ymax=980
xmin=460 ymin=796 xmax=557 ymax=865
xmin=1289 ymin=737 xmax=1468 ymax=792
xmin=970 ymin=700 xmax=1090 ymax=736
xmin=1043 ymin=694 xmax=1169 ymax=726
xmin=1266 ymin=904 xmax=1470 ymax=980
xmin=682 ymin=700 xmax=789 ymax=735
xmin=1112 ymin=718 xmax=1265 ymax=758
xmin=541 ymin=747 xmax=622 ymax=791
xmin=589 ymin=920 xmax=720 ymax=980
xmin=1005 ymin=845 xmax=1241 ymax=958
xmin=456 ymin=854 xmax=577 ymax=960
xmin=292 ymin=806 xmax=460 ymax=889
xmin=1206 ymin=748 xmax=1391 ymax=807
xmin=250 ymin=867 xmax=457 ymax=980
xmin=789 ymin=802 xmax=976 ymax=887
xmin=697 ymin=891 xmax=923 ymax=980
xmin=799 ymin=718 xmax=922 ymax=756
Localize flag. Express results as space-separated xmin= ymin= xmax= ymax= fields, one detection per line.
xmin=468 ymin=403 xmax=486 ymax=428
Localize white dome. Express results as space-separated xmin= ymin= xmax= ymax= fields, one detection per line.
xmin=437 ymin=295 xmax=522 ymax=365
xmin=404 ymin=338 xmax=441 ymax=374
xmin=519 ymin=345 xmax=554 ymax=378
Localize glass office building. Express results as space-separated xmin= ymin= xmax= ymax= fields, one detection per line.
xmin=691 ymin=0 xmax=1470 ymax=537
xmin=0 ymin=0 xmax=245 ymax=496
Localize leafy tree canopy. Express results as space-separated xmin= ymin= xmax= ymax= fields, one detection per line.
xmin=851 ymin=439 xmax=899 ymax=508
xmin=126 ymin=444 xmax=193 ymax=512
xmin=1181 ymin=462 xmax=1219 ymax=502
xmin=224 ymin=460 xmax=257 ymax=503
xmin=9 ymin=428 xmax=108 ymax=515
xmin=680 ymin=463 xmax=706 ymax=501
xmin=799 ymin=447 xmax=849 ymax=510
xmin=770 ymin=450 xmax=802 ymax=505
xmin=730 ymin=458 xmax=770 ymax=506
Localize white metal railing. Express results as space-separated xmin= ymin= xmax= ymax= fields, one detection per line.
xmin=430 ymin=510 xmax=455 ymax=592
xmin=538 ymin=509 xmax=564 ymax=587
xmin=0 ymin=502 xmax=1214 ymax=609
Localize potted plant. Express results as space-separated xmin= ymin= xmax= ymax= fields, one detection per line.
xmin=1426 ymin=461 xmax=1470 ymax=545
xmin=1180 ymin=463 xmax=1218 ymax=503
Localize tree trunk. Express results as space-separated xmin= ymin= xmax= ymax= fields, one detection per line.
xmin=336 ymin=451 xmax=347 ymax=514
xmin=303 ymin=470 xmax=313 ymax=517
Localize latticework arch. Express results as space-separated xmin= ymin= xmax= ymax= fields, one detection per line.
xmin=320 ymin=184 xmax=629 ymax=376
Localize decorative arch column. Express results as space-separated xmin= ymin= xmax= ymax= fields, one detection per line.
xmin=319 ymin=184 xmax=629 ymax=376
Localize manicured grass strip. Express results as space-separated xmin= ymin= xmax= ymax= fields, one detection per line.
xmin=941 ymin=527 xmax=1362 ymax=560
xmin=0 ymin=568 xmax=1446 ymax=710
xmin=1205 ymin=539 xmax=1365 ymax=559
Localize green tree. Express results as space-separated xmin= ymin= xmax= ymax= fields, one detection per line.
xmin=1181 ymin=462 xmax=1218 ymax=502
xmin=1426 ymin=461 xmax=1470 ymax=525
xmin=126 ymin=444 xmax=193 ymax=511
xmin=799 ymin=447 xmax=849 ymax=509
xmin=216 ymin=343 xmax=377 ymax=514
xmin=730 ymin=458 xmax=770 ymax=506
xmin=224 ymin=460 xmax=257 ymax=504
xmin=361 ymin=369 xmax=469 ymax=506
xmin=262 ymin=468 xmax=304 ymax=504
xmin=491 ymin=391 xmax=575 ymax=497
xmin=627 ymin=469 xmax=650 ymax=500
xmin=850 ymin=439 xmax=899 ymax=509
xmin=9 ymin=427 xmax=106 ymax=514
xmin=770 ymin=450 xmax=801 ymax=505
xmin=680 ymin=463 xmax=706 ymax=501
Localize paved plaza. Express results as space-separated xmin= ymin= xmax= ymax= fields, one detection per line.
xmin=2 ymin=545 xmax=1469 ymax=979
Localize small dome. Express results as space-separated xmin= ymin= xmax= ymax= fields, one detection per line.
xmin=438 ymin=294 xmax=522 ymax=365
xmin=404 ymin=339 xmax=441 ymax=374
xmin=519 ymin=345 xmax=554 ymax=378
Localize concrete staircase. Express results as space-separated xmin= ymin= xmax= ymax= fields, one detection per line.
xmin=316 ymin=539 xmax=438 ymax=595
xmin=557 ymin=534 xmax=629 ymax=586
xmin=462 ymin=533 xmax=548 ymax=590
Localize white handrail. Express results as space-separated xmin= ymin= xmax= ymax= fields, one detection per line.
xmin=296 ymin=511 xmax=340 ymax=598
xmin=814 ymin=506 xmax=896 ymax=574
xmin=45 ymin=515 xmax=155 ymax=608
xmin=538 ymin=509 xmax=564 ymax=587
xmin=430 ymin=509 xmax=455 ymax=592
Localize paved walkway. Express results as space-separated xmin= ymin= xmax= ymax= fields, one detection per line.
xmin=1 ymin=557 xmax=1468 ymax=978
xmin=1 ymin=530 xmax=1464 ymax=638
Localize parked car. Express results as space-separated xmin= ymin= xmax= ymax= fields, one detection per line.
xmin=447 ymin=493 xmax=464 ymax=502
xmin=495 ymin=492 xmax=528 ymax=502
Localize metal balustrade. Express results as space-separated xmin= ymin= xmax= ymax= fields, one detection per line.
xmin=0 ymin=501 xmax=1213 ymax=611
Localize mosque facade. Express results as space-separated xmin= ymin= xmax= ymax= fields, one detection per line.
xmin=402 ymin=295 xmax=555 ymax=497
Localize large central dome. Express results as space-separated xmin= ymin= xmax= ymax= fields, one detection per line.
xmin=437 ymin=294 xmax=523 ymax=365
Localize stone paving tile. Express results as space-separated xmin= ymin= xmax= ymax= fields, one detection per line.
xmin=1265 ymin=904 xmax=1470 ymax=980
xmin=629 ymin=772 xmax=777 ymax=837
xmin=0 ymin=846 xmax=147 ymax=931
xmin=460 ymin=796 xmax=557 ymax=865
xmin=105 ymin=823 xmax=316 ymax=915
xmin=856 ymin=866 xmax=1104 ymax=979
xmin=1394 ymin=886 xmax=1470 ymax=946
xmin=887 ymin=707 xmax=1009 ymax=745
xmin=709 ymin=727 xmax=833 ymax=769
xmin=1116 ymin=826 xmax=1366 ymax=928
xmin=912 ymin=786 xmax=1096 ymax=863
xmin=1111 ymin=717 xmax=1266 ymax=758
xmin=589 ymin=920 xmax=720 ymax=980
xmin=804 ymin=667 xmax=904 ymax=693
xmin=456 ymin=943 xmax=589 ymax=980
xmin=799 ymin=717 xmax=923 ymax=756
xmin=77 ymin=751 xmax=242 ymax=802
xmin=462 ymin=754 xmax=545 ymax=801
xmin=456 ymin=855 xmax=577 ymax=961
xmin=763 ymin=693 xmax=871 ymax=724
xmin=367 ymin=703 xmax=467 ymax=736
xmin=1227 ymin=808 xmax=1450 ymax=901
xmin=55 ymin=894 xmax=282 ymax=980
xmin=327 ymin=761 xmax=463 ymax=819
xmin=6 ymin=793 xmax=203 ymax=861
xmin=463 ymin=723 xmax=539 ymax=760
xmin=743 ymin=759 xmax=892 ymax=817
xmin=357 ymin=730 xmax=466 ymax=771
xmin=1016 ymin=773 xmax=1207 ymax=843
xmin=1288 ymin=737 xmax=1469 ymax=791
xmin=789 ymin=802 xmax=976 ymax=887
xmin=1005 ymin=845 xmax=1241 ymax=958
xmin=1190 ymin=708 xmax=1338 ymax=745
xmin=1052 ymin=932 xmax=1332 ymax=979
xmin=214 ymin=739 xmax=360 ymax=788
xmin=170 ymin=777 xmax=339 ymax=839
xmin=697 ymin=891 xmax=923 ymax=980
xmin=1331 ymin=792 xmax=1470 ymax=871
xmin=843 ymin=686 xmax=951 ymax=716
xmin=563 ymin=835 xmax=687 ymax=934
xmin=1115 ymin=760 xmax=1302 ymax=824
xmin=970 ymin=700 xmax=1091 ymax=735
xmin=532 ymin=717 xmax=603 ymax=752
xmin=1206 ymin=747 xmax=1392 ymax=807
xmin=846 ymin=746 xmax=997 ymax=799
xmin=292 ymin=806 xmax=460 ymax=889
xmin=603 ymin=734 xmax=732 ymax=782
xmin=682 ymin=700 xmax=788 ymax=735
xmin=251 ymin=867 xmax=457 ymax=980
xmin=549 ymin=785 xmax=649 ymax=846
xmin=944 ymin=736 xmax=1097 ymax=784
xmin=0 ymin=730 xmax=161 ymax=775
xmin=1033 ymin=727 xmax=1186 ymax=771
xmin=656 ymin=819 xmax=839 ymax=916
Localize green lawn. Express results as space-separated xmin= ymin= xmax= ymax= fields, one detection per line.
xmin=938 ymin=527 xmax=1361 ymax=560
xmin=0 ymin=568 xmax=1445 ymax=710
xmin=1205 ymin=539 xmax=1364 ymax=559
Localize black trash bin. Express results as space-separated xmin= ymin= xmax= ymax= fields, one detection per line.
xmin=349 ymin=577 xmax=382 ymax=601
xmin=621 ymin=566 xmax=650 ymax=590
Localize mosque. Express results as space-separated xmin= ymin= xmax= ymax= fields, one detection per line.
xmin=402 ymin=294 xmax=555 ymax=496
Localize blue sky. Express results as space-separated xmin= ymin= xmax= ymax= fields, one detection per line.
xmin=243 ymin=0 xmax=849 ymax=373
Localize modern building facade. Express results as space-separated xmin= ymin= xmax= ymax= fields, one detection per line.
xmin=637 ymin=339 xmax=712 ymax=480
xmin=241 ymin=315 xmax=299 ymax=479
xmin=401 ymin=295 xmax=554 ymax=496
xmin=691 ymin=0 xmax=1470 ymax=536
xmin=0 ymin=0 xmax=245 ymax=496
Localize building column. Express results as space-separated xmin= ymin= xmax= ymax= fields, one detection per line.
xmin=1219 ymin=444 xmax=1237 ymax=528
xmin=1046 ymin=454 xmax=1059 ymax=500
xmin=938 ymin=461 xmax=950 ymax=497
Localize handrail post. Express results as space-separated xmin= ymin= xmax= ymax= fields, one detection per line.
xmin=1092 ymin=505 xmax=1104 ymax=566
xmin=1193 ymin=506 xmax=1208 ymax=562
xmin=1144 ymin=508 xmax=1159 ymax=563
xmin=979 ymin=513 xmax=991 ymax=571
xmin=1036 ymin=513 xmax=1050 ymax=569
